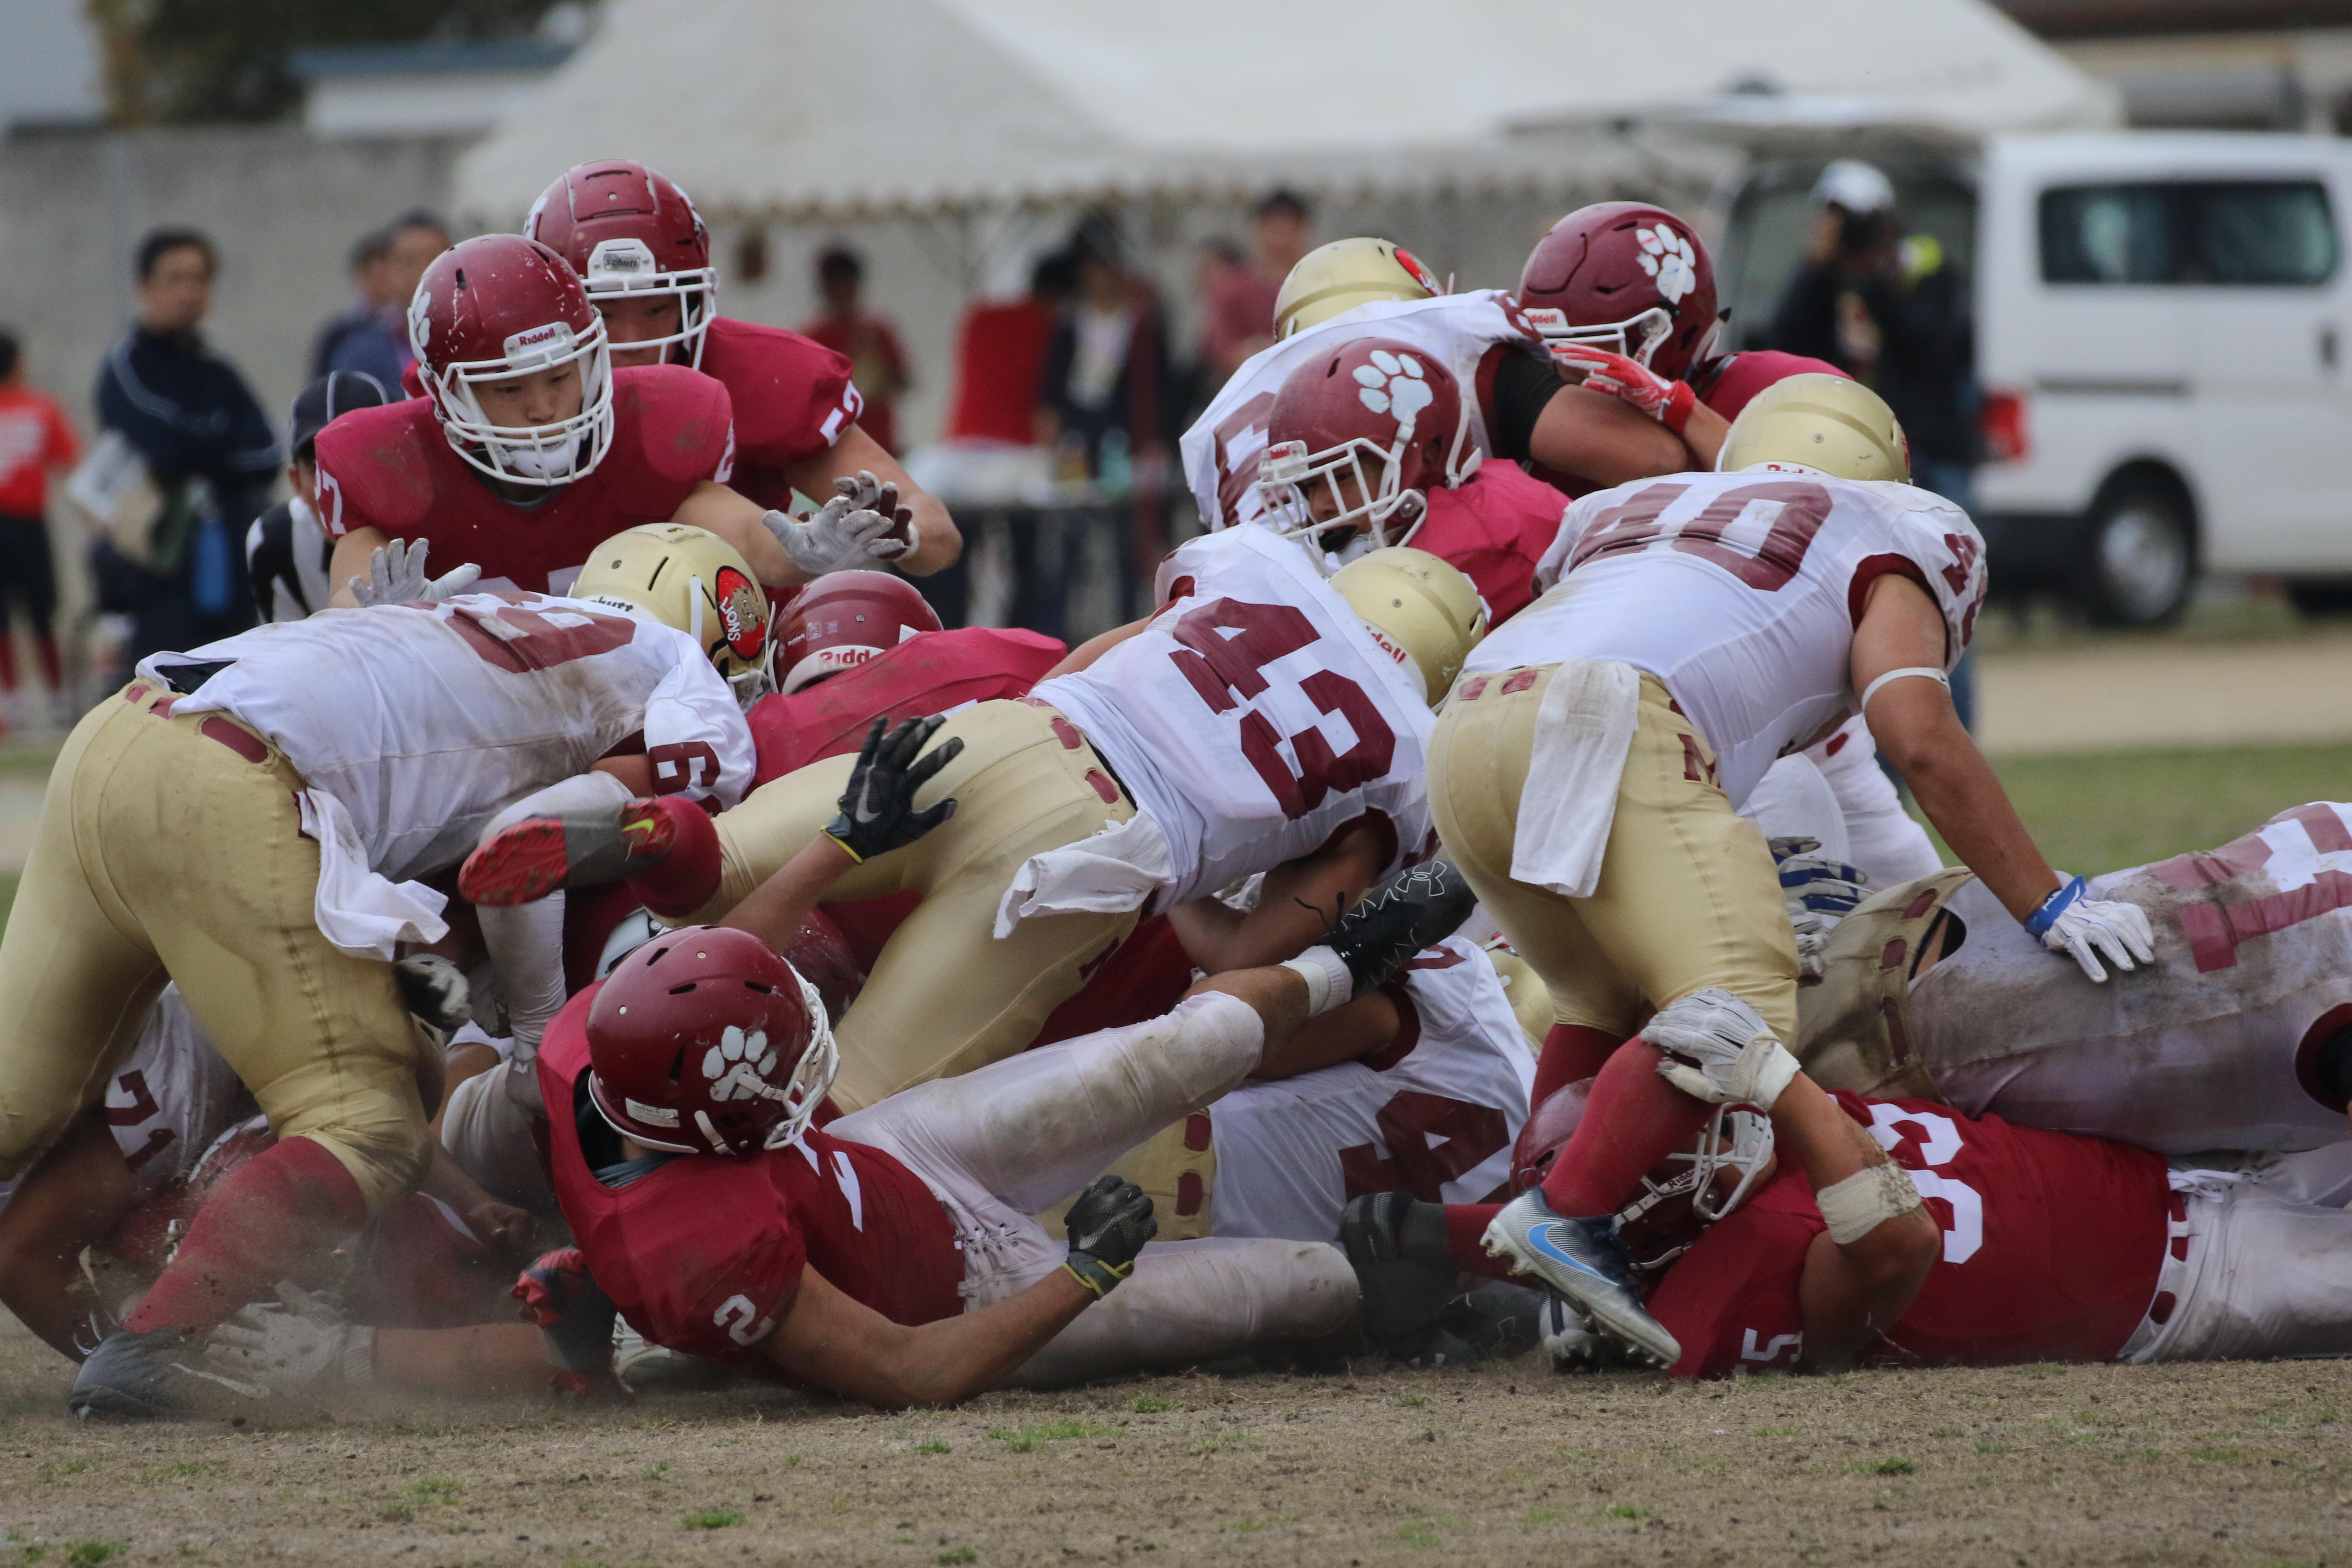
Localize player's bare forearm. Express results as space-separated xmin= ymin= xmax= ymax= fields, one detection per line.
xmin=761 ymin=1265 xmax=1093 ymax=1410
xmin=719 ymin=835 xmax=857 ymax=951
xmin=373 ymin=1323 xmax=552 ymax=1396
xmin=1678 ymin=400 xmax=1729 ymax=469
xmin=1044 ymin=615 xmax=1152 ymax=679
xmin=784 ymin=427 xmax=963 ymax=576
xmin=0 ymin=1115 xmax=140 ymax=1360
xmin=1527 ymin=385 xmax=1689 ymax=488
xmin=591 ymin=753 xmax=656 ymax=796
xmin=675 ymin=481 xmax=797 ymax=585
xmin=1253 ymin=988 xmax=1401 ymax=1079
xmin=1776 ymin=1077 xmax=1939 ymax=1370
xmin=1200 ymin=825 xmax=1390 ymax=974
xmin=325 ymin=524 xmax=392 ymax=609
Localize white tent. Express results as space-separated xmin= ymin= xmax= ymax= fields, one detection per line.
xmin=456 ymin=0 xmax=2119 ymax=224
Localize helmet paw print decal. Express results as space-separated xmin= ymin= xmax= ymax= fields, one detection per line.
xmin=703 ymin=1024 xmax=779 ymax=1102
xmin=1635 ymin=225 xmax=1700 ymax=305
xmin=1352 ymin=348 xmax=1436 ymax=435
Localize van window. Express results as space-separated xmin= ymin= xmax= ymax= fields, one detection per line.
xmin=2189 ymin=182 xmax=2337 ymax=285
xmin=2039 ymin=185 xmax=2174 ymax=283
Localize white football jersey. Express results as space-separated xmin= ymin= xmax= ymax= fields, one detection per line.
xmin=1033 ymin=527 xmax=1434 ymax=907
xmin=138 ymin=593 xmax=754 ymax=882
xmin=1912 ymin=803 xmax=2352 ymax=1155
xmin=1181 ymin=291 xmax=1543 ymax=533
xmin=1471 ymin=468 xmax=1987 ymax=809
xmin=0 ymin=986 xmax=241 ymax=1216
xmin=1210 ymin=936 xmax=1536 ymax=1242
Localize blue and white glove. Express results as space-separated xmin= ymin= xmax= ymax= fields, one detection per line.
xmin=1768 ymin=836 xmax=1868 ymax=982
xmin=2026 ymin=876 xmax=2155 ymax=984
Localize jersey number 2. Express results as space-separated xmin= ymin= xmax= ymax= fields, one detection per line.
xmin=1169 ymin=597 xmax=1395 ymax=820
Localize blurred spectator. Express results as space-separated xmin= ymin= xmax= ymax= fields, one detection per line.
xmin=945 ymin=249 xmax=1075 ymax=446
xmin=1199 ymin=189 xmax=1313 ymax=382
xmin=247 ymin=370 xmax=388 ymax=624
xmin=0 ymin=327 xmax=81 ymax=726
xmin=798 ymin=245 xmax=911 ymax=454
xmin=309 ymin=210 xmax=449 ymax=386
xmin=93 ymin=227 xmax=277 ymax=664
xmin=1182 ymin=237 xmax=1248 ymax=425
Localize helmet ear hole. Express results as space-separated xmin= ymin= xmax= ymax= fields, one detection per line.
xmin=666 ymin=1048 xmax=685 ymax=1084
xmin=667 ymin=982 xmax=697 ymax=995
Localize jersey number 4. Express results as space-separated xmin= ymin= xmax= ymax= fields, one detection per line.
xmin=1169 ymin=597 xmax=1395 ymax=820
xmin=1567 ymin=480 xmax=1833 ymax=591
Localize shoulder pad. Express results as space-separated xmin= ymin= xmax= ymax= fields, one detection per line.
xmin=616 ymin=364 xmax=735 ymax=485
xmin=311 ymin=398 xmax=439 ymax=536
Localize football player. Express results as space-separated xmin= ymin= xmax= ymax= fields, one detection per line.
xmin=1181 ymin=238 xmax=1706 ymax=538
xmin=0 ymin=536 xmax=759 ymax=1418
xmin=1800 ymin=802 xmax=2352 ymax=1156
xmin=525 ymin=159 xmax=959 ymax=579
xmin=1447 ymin=375 xmax=2153 ymax=1367
xmin=461 ymin=534 xmax=1485 ymax=1115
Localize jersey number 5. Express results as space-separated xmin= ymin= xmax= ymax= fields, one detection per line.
xmin=1169 ymin=597 xmax=1395 ymax=820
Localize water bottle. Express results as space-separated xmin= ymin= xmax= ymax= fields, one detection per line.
xmin=1099 ymin=428 xmax=1133 ymax=498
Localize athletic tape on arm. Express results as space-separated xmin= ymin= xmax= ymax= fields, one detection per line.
xmin=1814 ymin=1160 xmax=1923 ymax=1244
xmin=1858 ymin=666 xmax=1949 ymax=712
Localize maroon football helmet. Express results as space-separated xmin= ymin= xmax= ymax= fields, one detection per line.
xmin=1510 ymin=1078 xmax=1773 ymax=1270
xmin=775 ymin=570 xmax=943 ymax=694
xmin=407 ymin=234 xmax=614 ymax=487
xmin=1516 ymin=203 xmax=1719 ymax=382
xmin=525 ymin=160 xmax=717 ymax=368
xmin=585 ymin=925 xmax=836 ymax=1157
xmin=1255 ymin=337 xmax=1476 ymax=566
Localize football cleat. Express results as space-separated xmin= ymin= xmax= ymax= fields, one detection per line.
xmin=68 ymin=1327 xmax=263 ymax=1421
xmin=1326 ymin=860 xmax=1477 ymax=999
xmin=459 ymin=798 xmax=677 ymax=907
xmin=1339 ymin=1192 xmax=1460 ymax=1355
xmin=1481 ymin=1190 xmax=1681 ymax=1369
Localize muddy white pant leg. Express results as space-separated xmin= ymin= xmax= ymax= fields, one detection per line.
xmin=2135 ymin=1154 xmax=2352 ymax=1363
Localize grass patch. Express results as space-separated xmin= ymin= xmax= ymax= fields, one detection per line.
xmin=64 ymin=1547 xmax=123 ymax=1568
xmin=682 ymin=1510 xmax=741 ymax=1530
xmin=403 ymin=1476 xmax=461 ymax=1501
xmin=1855 ymin=1457 xmax=1917 ymax=1476
xmin=1523 ymin=1507 xmax=1560 ymax=1528
xmin=642 ymin=1460 xmax=670 ymax=1481
xmin=938 ymin=1549 xmax=977 ymax=1565
xmin=1604 ymin=1504 xmax=1653 ymax=1520
xmin=1129 ymin=1394 xmax=1173 ymax=1413
xmin=1395 ymin=1519 xmax=1441 ymax=1549
xmin=988 ymin=1420 xmax=1112 ymax=1452
xmin=913 ymin=1439 xmax=950 ymax=1455
xmin=1393 ymin=1391 xmax=1429 ymax=1408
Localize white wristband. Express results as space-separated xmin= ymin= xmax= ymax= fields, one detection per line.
xmin=1815 ymin=1161 xmax=1923 ymax=1244
xmin=1858 ymin=666 xmax=1950 ymax=712
xmin=1279 ymin=945 xmax=1352 ymax=1016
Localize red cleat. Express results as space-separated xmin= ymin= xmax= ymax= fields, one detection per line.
xmin=459 ymin=798 xmax=678 ymax=907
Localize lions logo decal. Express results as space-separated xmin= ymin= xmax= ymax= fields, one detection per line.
xmin=712 ymin=565 xmax=767 ymax=663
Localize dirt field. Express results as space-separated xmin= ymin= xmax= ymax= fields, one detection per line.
xmin=4 ymin=1311 xmax=2347 ymax=1568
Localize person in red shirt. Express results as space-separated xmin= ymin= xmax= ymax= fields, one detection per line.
xmin=1201 ymin=190 xmax=1315 ymax=382
xmin=525 ymin=161 xmax=959 ymax=581
xmin=0 ymin=330 xmax=81 ymax=724
xmin=797 ymin=246 xmax=911 ymax=456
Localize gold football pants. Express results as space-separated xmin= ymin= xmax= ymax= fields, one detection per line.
xmin=0 ymin=685 xmax=432 ymax=1211
xmin=697 ymin=698 xmax=1139 ymax=1111
xmin=1427 ymin=666 xmax=1798 ymax=1046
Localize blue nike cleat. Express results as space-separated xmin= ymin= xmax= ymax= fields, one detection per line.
xmin=1481 ymin=1189 xmax=1681 ymax=1369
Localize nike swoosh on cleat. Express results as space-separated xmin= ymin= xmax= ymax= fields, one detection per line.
xmin=1523 ymin=1221 xmax=1614 ymax=1283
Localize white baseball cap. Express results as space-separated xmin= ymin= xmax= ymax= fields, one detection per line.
xmin=1812 ymin=160 xmax=1896 ymax=215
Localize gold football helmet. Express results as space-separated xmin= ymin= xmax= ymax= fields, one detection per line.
xmin=1327 ymin=546 xmax=1485 ymax=705
xmin=1716 ymin=373 xmax=1911 ymax=484
xmin=1274 ymin=238 xmax=1442 ymax=339
xmin=574 ymin=523 xmax=772 ymax=695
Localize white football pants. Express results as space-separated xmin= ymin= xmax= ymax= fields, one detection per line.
xmin=833 ymin=990 xmax=1358 ymax=1387
xmin=2122 ymin=1141 xmax=2352 ymax=1363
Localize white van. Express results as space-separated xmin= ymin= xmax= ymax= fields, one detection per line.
xmin=1715 ymin=132 xmax=2352 ymax=626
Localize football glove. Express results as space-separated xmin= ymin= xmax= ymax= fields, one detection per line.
xmin=392 ymin=952 xmax=471 ymax=1038
xmin=2026 ymin=876 xmax=2155 ymax=984
xmin=763 ymin=470 xmax=917 ymax=576
xmin=514 ymin=1248 xmax=620 ymax=1396
xmin=1550 ymin=344 xmax=1698 ymax=435
xmin=1767 ymin=836 xmax=1869 ymax=983
xmin=348 ymin=538 xmax=481 ymax=606
xmin=823 ymin=714 xmax=963 ymax=863
xmin=1648 ymin=987 xmax=1801 ymax=1112
xmin=1062 ymin=1174 xmax=1155 ymax=1298
xmin=205 ymin=1283 xmax=373 ymax=1391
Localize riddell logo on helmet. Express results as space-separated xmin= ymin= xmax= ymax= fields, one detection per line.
xmin=504 ymin=321 xmax=575 ymax=361
xmin=713 ymin=566 xmax=766 ymax=659
xmin=1361 ymin=625 xmax=1411 ymax=669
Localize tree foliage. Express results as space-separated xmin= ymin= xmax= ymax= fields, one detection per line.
xmin=89 ymin=0 xmax=564 ymax=125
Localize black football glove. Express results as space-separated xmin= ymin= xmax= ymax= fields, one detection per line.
xmin=823 ymin=714 xmax=964 ymax=863
xmin=1061 ymin=1175 xmax=1156 ymax=1298
xmin=513 ymin=1247 xmax=620 ymax=1396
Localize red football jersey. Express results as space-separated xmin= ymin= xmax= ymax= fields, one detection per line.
xmin=746 ymin=626 xmax=1065 ymax=787
xmin=1650 ymin=1093 xmax=2169 ymax=1379
xmin=538 ymin=992 xmax=964 ymax=1366
xmin=1691 ymin=350 xmax=1850 ymax=423
xmin=312 ymin=364 xmax=733 ymax=594
xmin=1411 ymin=461 xmax=1571 ymax=627
xmin=700 ymin=315 xmax=861 ymax=513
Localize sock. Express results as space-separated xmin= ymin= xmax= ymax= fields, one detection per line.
xmin=31 ymin=631 xmax=60 ymax=694
xmin=1278 ymin=945 xmax=1350 ymax=1015
xmin=1532 ymin=1024 xmax=1623 ymax=1107
xmin=124 ymin=1135 xmax=369 ymax=1337
xmin=625 ymin=796 xmax=723 ymax=918
xmin=1538 ymin=1039 xmax=1712 ymax=1218
xmin=1436 ymin=1202 xmax=1524 ymax=1283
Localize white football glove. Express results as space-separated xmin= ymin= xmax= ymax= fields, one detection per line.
xmin=347 ymin=538 xmax=481 ymax=606
xmin=205 ymin=1283 xmax=373 ymax=1391
xmin=1648 ymin=987 xmax=1801 ymax=1111
xmin=2027 ymin=876 xmax=2155 ymax=983
xmin=763 ymin=469 xmax=918 ymax=576
xmin=1768 ymin=836 xmax=1870 ymax=983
